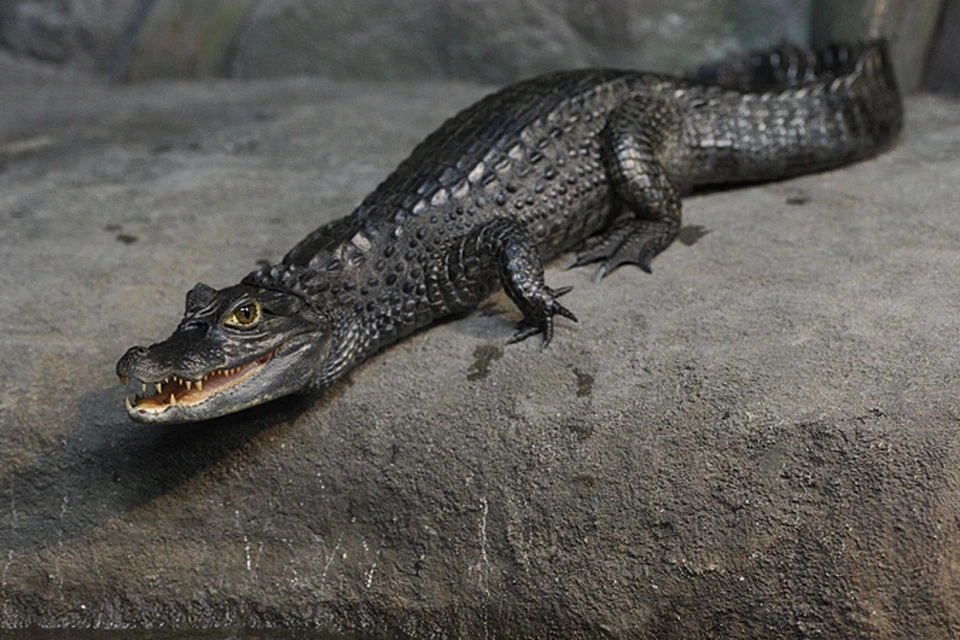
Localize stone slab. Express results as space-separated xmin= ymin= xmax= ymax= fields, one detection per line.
xmin=1 ymin=55 xmax=959 ymax=637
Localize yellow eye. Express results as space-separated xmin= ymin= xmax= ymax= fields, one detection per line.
xmin=225 ymin=301 xmax=261 ymax=327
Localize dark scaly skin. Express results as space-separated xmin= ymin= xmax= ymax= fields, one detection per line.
xmin=117 ymin=41 xmax=902 ymax=423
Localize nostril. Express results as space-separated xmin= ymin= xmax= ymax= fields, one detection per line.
xmin=119 ymin=346 xmax=149 ymax=360
xmin=117 ymin=345 xmax=150 ymax=376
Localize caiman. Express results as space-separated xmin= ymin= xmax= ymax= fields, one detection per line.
xmin=117 ymin=41 xmax=903 ymax=423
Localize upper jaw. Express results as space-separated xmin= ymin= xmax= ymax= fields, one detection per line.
xmin=119 ymin=346 xmax=282 ymax=423
xmin=117 ymin=336 xmax=296 ymax=423
xmin=117 ymin=330 xmax=326 ymax=423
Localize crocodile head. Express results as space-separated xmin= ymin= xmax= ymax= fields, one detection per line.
xmin=116 ymin=282 xmax=328 ymax=424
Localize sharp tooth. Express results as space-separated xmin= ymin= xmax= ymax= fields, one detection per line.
xmin=185 ymin=380 xmax=192 ymax=391
xmin=169 ymin=394 xmax=177 ymax=406
xmin=125 ymin=397 xmax=132 ymax=411
xmin=141 ymin=383 xmax=147 ymax=393
xmin=119 ymin=376 xmax=127 ymax=386
xmin=155 ymin=383 xmax=162 ymax=394
xmin=196 ymin=379 xmax=203 ymax=392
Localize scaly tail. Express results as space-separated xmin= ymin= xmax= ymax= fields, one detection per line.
xmin=674 ymin=40 xmax=903 ymax=187
xmin=687 ymin=41 xmax=884 ymax=92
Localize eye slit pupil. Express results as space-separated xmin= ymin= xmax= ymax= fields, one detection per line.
xmin=227 ymin=301 xmax=260 ymax=327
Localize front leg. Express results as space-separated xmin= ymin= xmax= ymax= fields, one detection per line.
xmin=468 ymin=217 xmax=577 ymax=349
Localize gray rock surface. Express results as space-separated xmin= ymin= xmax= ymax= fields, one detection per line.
xmin=1 ymin=53 xmax=959 ymax=638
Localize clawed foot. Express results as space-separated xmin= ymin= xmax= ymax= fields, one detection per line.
xmin=507 ymin=286 xmax=578 ymax=350
xmin=565 ymin=219 xmax=676 ymax=281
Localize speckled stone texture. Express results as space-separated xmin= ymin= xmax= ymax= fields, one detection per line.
xmin=1 ymin=54 xmax=959 ymax=638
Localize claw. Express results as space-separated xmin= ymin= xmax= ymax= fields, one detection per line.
xmin=506 ymin=292 xmax=577 ymax=350
xmin=593 ymin=255 xmax=653 ymax=282
xmin=539 ymin=325 xmax=554 ymax=351
xmin=574 ymin=217 xmax=676 ymax=279
xmin=553 ymin=304 xmax=578 ymax=323
xmin=508 ymin=324 xmax=541 ymax=345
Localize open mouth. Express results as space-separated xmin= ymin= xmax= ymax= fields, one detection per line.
xmin=120 ymin=348 xmax=279 ymax=416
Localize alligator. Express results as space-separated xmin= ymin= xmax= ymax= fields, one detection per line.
xmin=117 ymin=41 xmax=903 ymax=423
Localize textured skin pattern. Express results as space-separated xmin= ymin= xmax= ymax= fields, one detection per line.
xmin=244 ymin=41 xmax=902 ymax=386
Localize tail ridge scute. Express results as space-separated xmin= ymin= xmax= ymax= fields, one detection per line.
xmin=687 ymin=39 xmax=896 ymax=95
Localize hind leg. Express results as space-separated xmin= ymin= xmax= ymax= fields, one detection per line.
xmin=568 ymin=94 xmax=684 ymax=281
